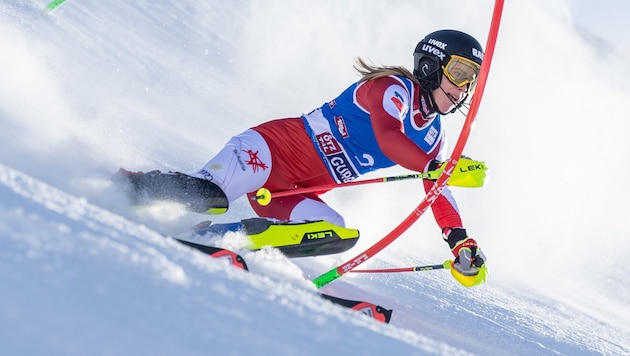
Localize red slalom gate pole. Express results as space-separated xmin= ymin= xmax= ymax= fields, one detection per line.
xmin=312 ymin=0 xmax=505 ymax=289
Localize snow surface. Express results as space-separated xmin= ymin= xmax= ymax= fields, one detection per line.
xmin=1 ymin=1 xmax=629 ymax=355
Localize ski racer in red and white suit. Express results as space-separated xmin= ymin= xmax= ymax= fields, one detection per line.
xmin=129 ymin=29 xmax=489 ymax=279
xmin=189 ymin=70 xmax=484 ymax=270
xmin=248 ymin=76 xmax=462 ymax=231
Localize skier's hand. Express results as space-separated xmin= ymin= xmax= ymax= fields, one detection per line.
xmin=425 ymin=157 xmax=487 ymax=187
xmin=425 ymin=159 xmax=442 ymax=179
xmin=443 ymin=228 xmax=486 ymax=275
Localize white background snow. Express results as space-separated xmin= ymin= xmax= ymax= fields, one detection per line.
xmin=1 ymin=0 xmax=629 ymax=355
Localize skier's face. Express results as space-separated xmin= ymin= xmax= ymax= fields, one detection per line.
xmin=433 ymin=76 xmax=468 ymax=114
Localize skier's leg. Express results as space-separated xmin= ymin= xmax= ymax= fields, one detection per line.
xmin=290 ymin=197 xmax=345 ymax=227
xmin=114 ymin=129 xmax=270 ymax=212
xmin=247 ymin=192 xmax=345 ymax=227
xmin=190 ymin=129 xmax=272 ymax=203
xmin=113 ymin=169 xmax=229 ymax=213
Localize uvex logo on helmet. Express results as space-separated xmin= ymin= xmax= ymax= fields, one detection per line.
xmin=420 ymin=44 xmax=446 ymax=61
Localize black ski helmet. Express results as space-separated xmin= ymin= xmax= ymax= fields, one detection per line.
xmin=413 ymin=29 xmax=484 ymax=93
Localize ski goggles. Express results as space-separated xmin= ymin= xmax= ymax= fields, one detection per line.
xmin=442 ymin=55 xmax=481 ymax=91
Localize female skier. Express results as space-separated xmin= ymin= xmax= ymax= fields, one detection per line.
xmin=118 ymin=29 xmax=487 ymax=280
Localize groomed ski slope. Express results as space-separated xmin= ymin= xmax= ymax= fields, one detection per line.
xmin=1 ymin=1 xmax=629 ymax=355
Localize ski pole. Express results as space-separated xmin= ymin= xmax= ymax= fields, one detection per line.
xmin=252 ymin=172 xmax=429 ymax=206
xmin=252 ymin=158 xmax=486 ymax=206
xmin=349 ymin=260 xmax=451 ymax=273
xmin=349 ymin=260 xmax=487 ymax=288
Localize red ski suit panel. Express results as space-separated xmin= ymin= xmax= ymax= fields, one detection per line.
xmin=250 ymin=118 xmax=336 ymax=220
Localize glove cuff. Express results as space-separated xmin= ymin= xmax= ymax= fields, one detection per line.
xmin=424 ymin=160 xmax=442 ymax=180
xmin=442 ymin=227 xmax=467 ymax=249
xmin=427 ymin=159 xmax=441 ymax=172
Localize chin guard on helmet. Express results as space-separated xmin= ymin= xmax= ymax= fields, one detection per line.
xmin=414 ymin=55 xmax=442 ymax=92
